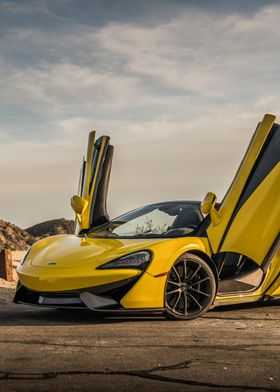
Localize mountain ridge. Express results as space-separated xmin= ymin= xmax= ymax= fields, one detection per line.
xmin=0 ymin=218 xmax=74 ymax=250
xmin=26 ymin=218 xmax=74 ymax=238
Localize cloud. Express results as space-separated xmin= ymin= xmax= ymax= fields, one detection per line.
xmin=96 ymin=5 xmax=280 ymax=96
xmin=0 ymin=2 xmax=279 ymax=226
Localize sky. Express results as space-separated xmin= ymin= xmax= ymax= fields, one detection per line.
xmin=0 ymin=0 xmax=280 ymax=228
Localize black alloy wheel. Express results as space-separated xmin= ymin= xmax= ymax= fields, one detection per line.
xmin=165 ymin=254 xmax=216 ymax=320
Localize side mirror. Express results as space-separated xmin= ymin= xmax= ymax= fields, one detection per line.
xmin=200 ymin=192 xmax=221 ymax=226
xmin=201 ymin=192 xmax=217 ymax=214
xmin=71 ymin=195 xmax=88 ymax=224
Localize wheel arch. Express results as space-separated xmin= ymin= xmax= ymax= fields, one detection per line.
xmin=180 ymin=250 xmax=219 ymax=292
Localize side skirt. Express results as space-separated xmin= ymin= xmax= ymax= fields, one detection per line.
xmin=214 ymin=293 xmax=262 ymax=307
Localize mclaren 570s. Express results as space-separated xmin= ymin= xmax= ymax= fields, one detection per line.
xmin=15 ymin=114 xmax=280 ymax=320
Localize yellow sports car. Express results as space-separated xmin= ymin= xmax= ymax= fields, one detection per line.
xmin=15 ymin=114 xmax=280 ymax=320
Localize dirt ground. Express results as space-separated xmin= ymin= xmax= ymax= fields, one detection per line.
xmin=0 ymin=285 xmax=279 ymax=392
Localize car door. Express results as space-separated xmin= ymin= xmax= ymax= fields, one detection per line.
xmin=207 ymin=113 xmax=280 ymax=269
xmin=76 ymin=131 xmax=114 ymax=234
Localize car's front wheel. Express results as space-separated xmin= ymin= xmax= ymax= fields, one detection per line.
xmin=164 ymin=254 xmax=216 ymax=320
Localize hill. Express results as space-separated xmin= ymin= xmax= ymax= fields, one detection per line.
xmin=0 ymin=218 xmax=75 ymax=251
xmin=26 ymin=218 xmax=74 ymax=238
xmin=0 ymin=220 xmax=37 ymax=250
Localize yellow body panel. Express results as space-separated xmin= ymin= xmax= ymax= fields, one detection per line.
xmin=264 ymin=246 xmax=280 ymax=298
xmin=269 ymin=283 xmax=280 ymax=297
xmin=17 ymin=264 xmax=141 ymax=293
xmin=221 ymin=163 xmax=280 ymax=264
xmin=207 ymin=114 xmax=276 ymax=253
xmin=17 ymin=234 xmax=211 ymax=307
xmin=121 ymin=237 xmax=212 ymax=308
xmin=77 ymin=133 xmax=109 ymax=232
xmin=17 ymin=235 xmax=163 ymax=292
xmin=121 ymin=272 xmax=167 ymax=308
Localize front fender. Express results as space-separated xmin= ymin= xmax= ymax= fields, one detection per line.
xmin=146 ymin=236 xmax=212 ymax=277
xmin=121 ymin=237 xmax=214 ymax=309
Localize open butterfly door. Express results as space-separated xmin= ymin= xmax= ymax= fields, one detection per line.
xmin=206 ymin=114 xmax=280 ymax=270
xmin=74 ymin=131 xmax=113 ymax=235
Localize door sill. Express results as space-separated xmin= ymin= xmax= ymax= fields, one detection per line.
xmin=214 ymin=293 xmax=262 ymax=306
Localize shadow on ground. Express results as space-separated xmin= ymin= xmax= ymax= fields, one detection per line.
xmin=0 ymin=298 xmax=279 ymax=326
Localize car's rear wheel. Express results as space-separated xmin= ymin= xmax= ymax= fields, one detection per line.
xmin=164 ymin=254 xmax=216 ymax=320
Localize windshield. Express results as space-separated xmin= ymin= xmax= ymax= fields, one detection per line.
xmin=88 ymin=202 xmax=203 ymax=239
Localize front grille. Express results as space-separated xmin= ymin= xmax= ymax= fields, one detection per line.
xmin=14 ymin=285 xmax=85 ymax=308
xmin=14 ymin=276 xmax=140 ymax=308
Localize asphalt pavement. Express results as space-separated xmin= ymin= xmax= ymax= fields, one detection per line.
xmin=0 ymin=300 xmax=280 ymax=392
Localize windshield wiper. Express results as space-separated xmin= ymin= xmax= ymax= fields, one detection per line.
xmin=134 ymin=231 xmax=162 ymax=238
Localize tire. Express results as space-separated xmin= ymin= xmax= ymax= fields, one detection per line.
xmin=164 ymin=253 xmax=216 ymax=320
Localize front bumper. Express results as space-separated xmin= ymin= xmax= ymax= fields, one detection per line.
xmin=14 ymin=276 xmax=138 ymax=309
xmin=14 ymin=275 xmax=165 ymax=314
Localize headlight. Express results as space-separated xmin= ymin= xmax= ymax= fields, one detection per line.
xmin=20 ymin=248 xmax=31 ymax=266
xmin=98 ymin=251 xmax=152 ymax=270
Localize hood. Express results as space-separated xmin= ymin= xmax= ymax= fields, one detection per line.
xmin=28 ymin=234 xmax=166 ymax=269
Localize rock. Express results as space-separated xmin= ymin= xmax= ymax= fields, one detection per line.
xmin=26 ymin=218 xmax=74 ymax=238
xmin=0 ymin=220 xmax=37 ymax=251
xmin=0 ymin=218 xmax=74 ymax=251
